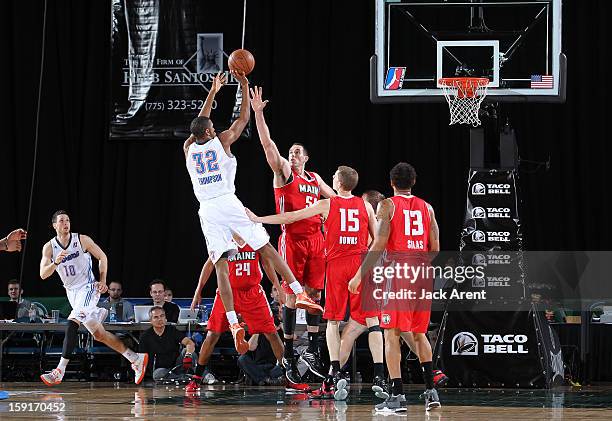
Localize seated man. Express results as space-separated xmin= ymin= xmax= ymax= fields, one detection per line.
xmin=146 ymin=280 xmax=180 ymax=323
xmin=139 ymin=306 xmax=197 ymax=381
xmin=98 ymin=280 xmax=135 ymax=322
xmin=7 ymin=279 xmax=31 ymax=319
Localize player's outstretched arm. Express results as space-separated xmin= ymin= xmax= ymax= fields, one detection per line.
xmin=250 ymin=86 xmax=291 ymax=182
xmin=314 ymin=173 xmax=336 ymax=198
xmin=1 ymin=228 xmax=27 ymax=252
xmin=199 ymin=72 xmax=227 ymax=118
xmin=246 ymin=199 xmax=330 ymax=225
xmin=218 ymin=70 xmax=250 ymax=149
xmin=428 ymin=205 xmax=440 ymax=252
xmin=80 ymin=235 xmax=108 ymax=293
xmin=348 ymin=198 xmax=393 ymax=293
xmin=191 ymin=258 xmax=215 ymax=310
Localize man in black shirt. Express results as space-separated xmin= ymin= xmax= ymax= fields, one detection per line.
xmin=146 ymin=279 xmax=180 ymax=323
xmin=139 ymin=306 xmax=196 ymax=380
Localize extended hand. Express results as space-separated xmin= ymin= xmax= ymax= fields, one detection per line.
xmin=7 ymin=228 xmax=27 ymax=242
xmin=348 ymin=277 xmax=361 ymax=294
xmin=244 ymin=208 xmax=259 ymax=222
xmin=211 ymin=71 xmax=227 ymax=94
xmin=231 ymin=69 xmax=248 ymax=86
xmin=249 ymin=86 xmax=269 ymax=113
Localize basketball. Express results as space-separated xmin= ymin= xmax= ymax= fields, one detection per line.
xmin=228 ymin=49 xmax=255 ymax=75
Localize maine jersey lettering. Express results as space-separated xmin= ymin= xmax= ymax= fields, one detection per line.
xmin=187 ymin=136 xmax=236 ymax=202
xmin=51 ymin=233 xmax=95 ymax=289
xmin=387 ymin=195 xmax=431 ymax=252
xmin=227 ymin=244 xmax=263 ymax=290
xmin=325 ymin=196 xmax=369 ymax=261
xmin=274 ymin=170 xmax=321 ymax=238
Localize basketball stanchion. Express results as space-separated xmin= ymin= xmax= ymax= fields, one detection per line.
xmin=439 ymin=77 xmax=489 ymax=126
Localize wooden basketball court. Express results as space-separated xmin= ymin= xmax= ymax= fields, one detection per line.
xmin=2 ymin=383 xmax=612 ymax=419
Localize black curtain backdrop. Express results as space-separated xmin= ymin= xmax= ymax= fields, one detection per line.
xmin=1 ymin=1 xmax=610 ymax=298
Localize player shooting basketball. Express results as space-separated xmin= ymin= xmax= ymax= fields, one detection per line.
xmin=183 ymin=71 xmax=322 ymax=355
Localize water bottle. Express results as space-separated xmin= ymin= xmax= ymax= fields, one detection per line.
xmin=116 ymin=301 xmax=124 ymax=322
xmin=28 ymin=303 xmax=37 ymax=322
xmin=109 ymin=305 xmax=117 ymax=323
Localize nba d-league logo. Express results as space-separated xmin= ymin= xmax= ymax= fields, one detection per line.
xmin=451 ymin=332 xmax=478 ymax=355
xmin=384 ymin=67 xmax=406 ymax=90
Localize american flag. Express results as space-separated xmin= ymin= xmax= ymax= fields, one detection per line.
xmin=531 ymin=75 xmax=554 ymax=89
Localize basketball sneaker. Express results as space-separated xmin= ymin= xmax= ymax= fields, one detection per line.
xmin=299 ymin=349 xmax=325 ymax=379
xmin=372 ymin=375 xmax=389 ymax=399
xmin=310 ymin=379 xmax=334 ymax=399
xmin=132 ymin=353 xmax=149 ymax=385
xmin=420 ymin=388 xmax=441 ymax=411
xmin=295 ymin=292 xmax=323 ymax=315
xmin=282 ymin=356 xmax=303 ymax=386
xmin=286 ymin=380 xmax=311 ymax=392
xmin=433 ymin=369 xmax=449 ymax=388
xmin=230 ymin=323 xmax=249 ymax=355
xmin=185 ymin=377 xmax=201 ymax=393
xmin=40 ymin=368 xmax=64 ymax=386
xmin=374 ymin=394 xmax=407 ymax=413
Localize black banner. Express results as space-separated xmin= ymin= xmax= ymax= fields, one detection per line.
xmin=109 ymin=0 xmax=247 ymax=140
xmin=436 ymin=306 xmax=564 ymax=388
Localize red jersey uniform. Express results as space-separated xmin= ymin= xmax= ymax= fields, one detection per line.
xmin=208 ymin=244 xmax=275 ymax=334
xmin=380 ymin=194 xmax=433 ymax=333
xmin=387 ymin=195 xmax=431 ymax=252
xmin=227 ymin=244 xmax=262 ymax=290
xmin=274 ymin=170 xmax=322 ymax=239
xmin=325 ymin=195 xmax=369 ymax=262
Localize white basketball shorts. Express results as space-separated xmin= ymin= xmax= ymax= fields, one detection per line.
xmin=65 ymin=282 xmax=106 ymax=325
xmin=198 ymin=193 xmax=270 ymax=263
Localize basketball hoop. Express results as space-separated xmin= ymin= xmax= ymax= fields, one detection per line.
xmin=439 ymin=77 xmax=489 ymax=126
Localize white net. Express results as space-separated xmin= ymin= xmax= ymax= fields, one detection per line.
xmin=440 ymin=78 xmax=489 ymax=127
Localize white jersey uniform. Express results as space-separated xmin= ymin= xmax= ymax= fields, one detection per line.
xmin=51 ymin=233 xmax=94 ymax=290
xmin=187 ymin=136 xmax=236 ymax=201
xmin=50 ymin=233 xmax=106 ymax=327
xmin=186 ymin=136 xmax=269 ymax=263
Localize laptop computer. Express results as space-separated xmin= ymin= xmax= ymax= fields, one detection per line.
xmin=134 ymin=305 xmax=153 ymax=323
xmin=178 ymin=308 xmax=198 ymax=324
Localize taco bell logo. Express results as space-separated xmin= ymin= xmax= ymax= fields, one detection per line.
xmin=472 ymin=207 xmax=486 ymax=218
xmin=451 ymin=332 xmax=478 ymax=355
xmin=472 ymin=230 xmax=486 ymax=242
xmin=472 ymin=183 xmax=486 ymax=195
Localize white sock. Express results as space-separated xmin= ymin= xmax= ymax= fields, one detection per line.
xmin=289 ymin=281 xmax=303 ymax=295
xmin=57 ymin=357 xmax=69 ymax=372
xmin=122 ymin=349 xmax=138 ymax=364
xmin=226 ymin=311 xmax=238 ymax=325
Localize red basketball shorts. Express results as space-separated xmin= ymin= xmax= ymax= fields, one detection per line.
xmin=324 ymin=254 xmax=378 ymax=326
xmin=279 ymin=232 xmax=325 ymax=294
xmin=207 ymin=285 xmax=276 ymax=334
